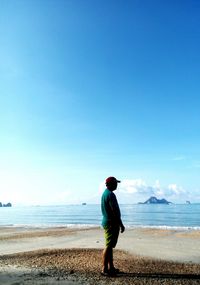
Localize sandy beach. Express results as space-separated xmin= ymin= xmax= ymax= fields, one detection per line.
xmin=0 ymin=226 xmax=200 ymax=284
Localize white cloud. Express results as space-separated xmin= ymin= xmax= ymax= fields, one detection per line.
xmin=168 ymin=184 xmax=186 ymax=195
xmin=113 ymin=178 xmax=192 ymax=203
xmin=120 ymin=179 xmax=152 ymax=195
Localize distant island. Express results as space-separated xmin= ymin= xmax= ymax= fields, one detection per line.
xmin=0 ymin=202 xmax=12 ymax=207
xmin=138 ymin=196 xmax=172 ymax=205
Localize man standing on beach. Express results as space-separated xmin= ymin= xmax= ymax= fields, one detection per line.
xmin=101 ymin=176 xmax=125 ymax=276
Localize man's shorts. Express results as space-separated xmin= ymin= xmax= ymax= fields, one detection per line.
xmin=104 ymin=224 xmax=120 ymax=248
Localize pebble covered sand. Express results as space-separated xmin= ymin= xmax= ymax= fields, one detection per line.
xmin=1 ymin=248 xmax=200 ymax=285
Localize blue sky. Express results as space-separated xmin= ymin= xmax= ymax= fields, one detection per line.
xmin=0 ymin=0 xmax=200 ymax=205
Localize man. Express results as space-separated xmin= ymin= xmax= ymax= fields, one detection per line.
xmin=101 ymin=176 xmax=125 ymax=276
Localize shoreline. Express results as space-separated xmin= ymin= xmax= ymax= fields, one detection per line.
xmin=1 ymin=226 xmax=200 ymax=284
xmin=1 ymin=226 xmax=200 ymax=262
xmin=1 ymin=224 xmax=200 ymax=230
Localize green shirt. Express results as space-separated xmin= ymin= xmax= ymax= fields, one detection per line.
xmin=101 ymin=188 xmax=121 ymax=227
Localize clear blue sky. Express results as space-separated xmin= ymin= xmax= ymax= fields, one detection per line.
xmin=1 ymin=0 xmax=200 ymax=205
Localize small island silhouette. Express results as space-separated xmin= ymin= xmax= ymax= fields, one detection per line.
xmin=0 ymin=202 xmax=12 ymax=207
xmin=138 ymin=196 xmax=172 ymax=205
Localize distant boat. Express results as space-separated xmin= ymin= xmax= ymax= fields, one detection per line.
xmin=186 ymin=201 xmax=191 ymax=204
xmin=82 ymin=203 xmax=87 ymax=205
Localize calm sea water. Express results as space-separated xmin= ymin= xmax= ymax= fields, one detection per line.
xmin=0 ymin=204 xmax=200 ymax=229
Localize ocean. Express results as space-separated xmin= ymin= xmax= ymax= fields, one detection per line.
xmin=0 ymin=204 xmax=200 ymax=229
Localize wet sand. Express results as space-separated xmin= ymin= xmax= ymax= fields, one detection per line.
xmin=0 ymin=227 xmax=200 ymax=284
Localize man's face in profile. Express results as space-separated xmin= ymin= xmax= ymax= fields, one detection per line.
xmin=107 ymin=181 xmax=118 ymax=191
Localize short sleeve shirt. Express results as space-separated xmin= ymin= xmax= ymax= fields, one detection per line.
xmin=101 ymin=188 xmax=121 ymax=227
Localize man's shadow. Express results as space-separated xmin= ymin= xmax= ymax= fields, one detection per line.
xmin=117 ymin=272 xmax=200 ymax=280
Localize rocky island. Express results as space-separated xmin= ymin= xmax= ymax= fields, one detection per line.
xmin=0 ymin=202 xmax=12 ymax=207
xmin=138 ymin=196 xmax=172 ymax=205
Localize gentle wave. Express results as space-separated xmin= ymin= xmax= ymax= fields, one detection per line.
xmin=2 ymin=224 xmax=200 ymax=231
xmin=125 ymin=225 xmax=200 ymax=230
xmin=3 ymin=224 xmax=100 ymax=229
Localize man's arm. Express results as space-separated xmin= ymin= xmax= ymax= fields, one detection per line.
xmin=119 ymin=219 xmax=125 ymax=233
xmin=109 ymin=193 xmax=125 ymax=233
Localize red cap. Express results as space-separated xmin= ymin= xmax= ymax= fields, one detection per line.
xmin=105 ymin=176 xmax=121 ymax=184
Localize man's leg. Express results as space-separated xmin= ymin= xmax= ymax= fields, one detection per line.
xmin=102 ymin=247 xmax=117 ymax=275
xmin=102 ymin=226 xmax=118 ymax=274
xmin=102 ymin=246 xmax=110 ymax=273
xmin=103 ymin=246 xmax=115 ymax=271
xmin=108 ymin=247 xmax=114 ymax=271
